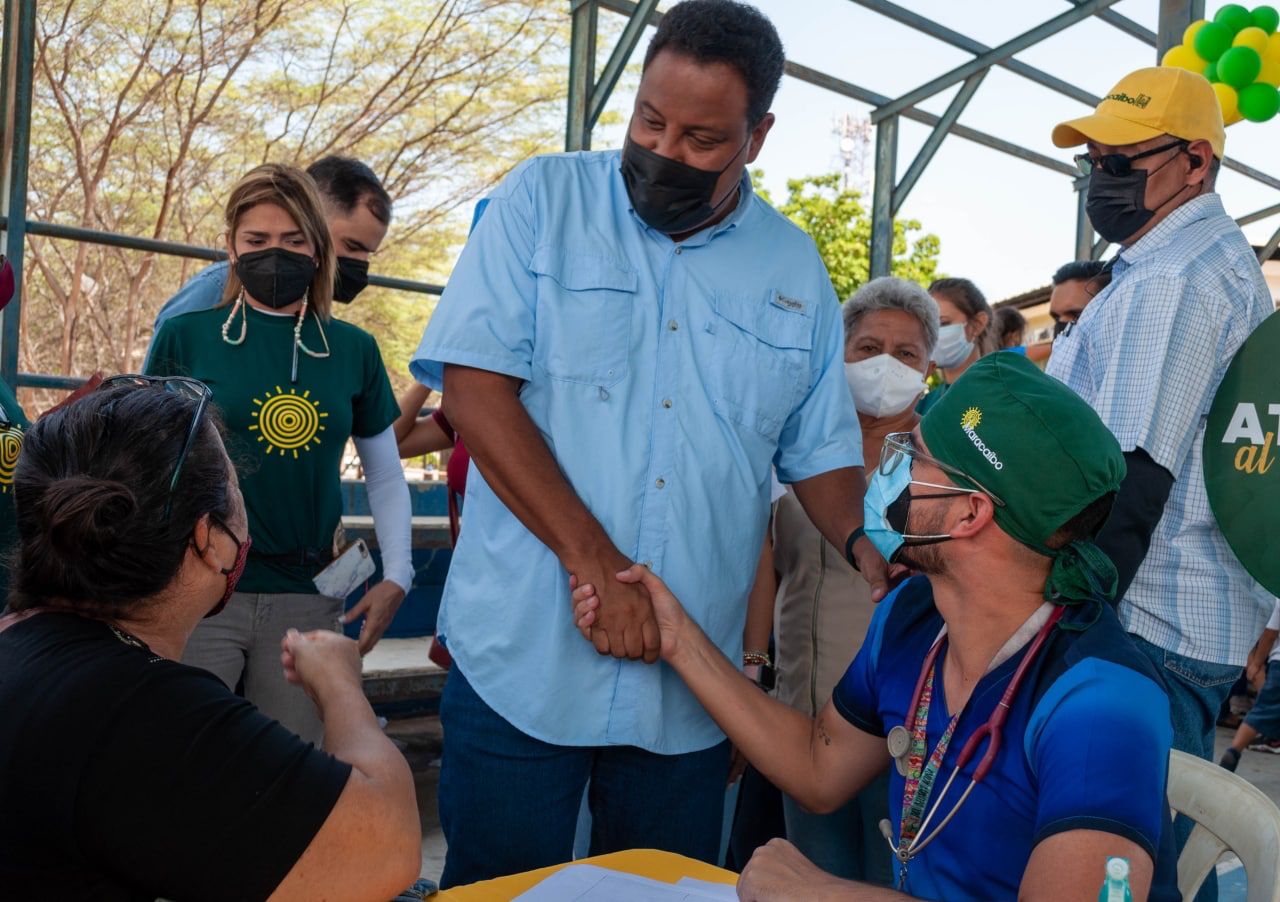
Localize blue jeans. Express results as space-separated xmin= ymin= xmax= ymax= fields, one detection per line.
xmin=783 ymin=771 xmax=893 ymax=885
xmin=437 ymin=663 xmax=732 ymax=888
xmin=1130 ymin=634 xmax=1241 ymax=902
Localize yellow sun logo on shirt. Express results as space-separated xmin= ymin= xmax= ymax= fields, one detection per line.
xmin=961 ymin=408 xmax=982 ymax=431
xmin=248 ymin=386 xmax=327 ymax=458
xmin=0 ymin=423 xmax=23 ymax=493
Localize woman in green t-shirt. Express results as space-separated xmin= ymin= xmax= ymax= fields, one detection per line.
xmin=148 ymin=164 xmax=412 ymax=743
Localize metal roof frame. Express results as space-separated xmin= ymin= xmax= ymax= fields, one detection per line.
xmin=3 ymin=1 xmax=1280 ymax=390
xmin=567 ymin=0 xmax=1280 ymax=276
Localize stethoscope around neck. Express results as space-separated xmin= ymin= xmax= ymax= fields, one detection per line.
xmin=879 ymin=603 xmax=1065 ymax=882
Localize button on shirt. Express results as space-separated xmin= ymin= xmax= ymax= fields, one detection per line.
xmin=1048 ymin=194 xmax=1273 ymax=666
xmin=411 ymin=150 xmax=861 ymax=753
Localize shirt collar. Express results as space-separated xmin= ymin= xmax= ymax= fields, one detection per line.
xmin=1116 ymin=192 xmax=1225 ymax=269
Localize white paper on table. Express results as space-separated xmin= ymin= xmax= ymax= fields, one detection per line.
xmin=675 ymin=876 xmax=738 ymax=900
xmin=512 ymin=864 xmax=735 ymax=901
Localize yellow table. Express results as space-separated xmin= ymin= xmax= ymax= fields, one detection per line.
xmin=434 ymin=849 xmax=738 ymax=901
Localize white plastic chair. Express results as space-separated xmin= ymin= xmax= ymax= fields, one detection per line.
xmin=1167 ymin=749 xmax=1280 ymax=902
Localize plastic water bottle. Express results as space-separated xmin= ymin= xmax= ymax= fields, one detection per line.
xmin=1099 ymin=857 xmax=1133 ymax=902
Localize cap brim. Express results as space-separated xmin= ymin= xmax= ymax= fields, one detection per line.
xmin=1052 ymin=113 xmax=1165 ymax=149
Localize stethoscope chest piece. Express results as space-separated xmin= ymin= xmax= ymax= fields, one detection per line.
xmin=887 ymin=725 xmax=911 ymax=776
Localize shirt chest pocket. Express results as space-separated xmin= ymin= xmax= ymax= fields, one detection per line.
xmin=706 ymin=291 xmax=813 ymax=441
xmin=530 ymin=246 xmax=637 ymax=387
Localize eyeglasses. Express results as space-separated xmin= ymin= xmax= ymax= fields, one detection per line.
xmin=99 ymin=375 xmax=213 ymax=518
xmin=879 ymin=431 xmax=1005 ymax=508
xmin=1073 ymin=140 xmax=1187 ymax=178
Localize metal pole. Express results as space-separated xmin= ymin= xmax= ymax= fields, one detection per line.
xmin=1074 ymin=177 xmax=1094 ymax=261
xmin=870 ymin=116 xmax=897 ymax=279
xmin=1237 ymin=201 xmax=1280 ymax=227
xmin=850 ymin=0 xmax=1280 ymax=192
xmin=891 ymin=70 xmax=985 ymax=215
xmin=1257 ymin=223 xmax=1280 ymax=265
xmin=587 ymin=0 xmax=658 ymax=131
xmin=1 ymin=0 xmax=34 ymax=388
xmin=871 ymin=0 xmax=1121 ymax=123
xmin=1157 ymin=0 xmax=1205 ymax=58
xmin=1065 ymin=0 xmax=1157 ymax=45
xmin=565 ymin=0 xmax=599 ymax=152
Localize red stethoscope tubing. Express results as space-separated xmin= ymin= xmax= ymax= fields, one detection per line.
xmin=905 ymin=604 xmax=1066 ymax=784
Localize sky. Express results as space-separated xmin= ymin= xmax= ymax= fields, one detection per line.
xmin=591 ymin=0 xmax=1280 ymax=301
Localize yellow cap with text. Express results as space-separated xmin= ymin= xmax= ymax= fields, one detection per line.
xmin=1053 ymin=66 xmax=1225 ymax=159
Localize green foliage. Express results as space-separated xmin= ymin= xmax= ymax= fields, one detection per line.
xmin=23 ymin=0 xmax=569 ymax=401
xmin=751 ymin=171 xmax=941 ymax=301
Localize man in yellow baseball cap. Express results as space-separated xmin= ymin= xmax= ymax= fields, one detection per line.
xmin=1053 ymin=66 xmax=1223 ymax=246
xmin=1048 ymin=65 xmax=1273 ymax=899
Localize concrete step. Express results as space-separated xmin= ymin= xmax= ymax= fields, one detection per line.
xmin=362 ymin=635 xmax=447 ymax=705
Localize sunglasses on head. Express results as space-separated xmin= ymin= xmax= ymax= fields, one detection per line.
xmin=98 ymin=375 xmax=213 ymax=519
xmin=1073 ymin=139 xmax=1189 ymax=178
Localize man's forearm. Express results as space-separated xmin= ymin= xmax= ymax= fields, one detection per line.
xmin=669 ymin=620 xmax=835 ymax=811
xmin=395 ymin=382 xmax=432 ymax=444
xmin=1095 ymin=449 xmax=1174 ymax=603
xmin=791 ymin=466 xmax=866 ymax=552
xmin=441 ymin=365 xmax=614 ymax=565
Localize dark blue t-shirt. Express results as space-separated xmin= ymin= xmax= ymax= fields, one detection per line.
xmin=832 ymin=576 xmax=1178 ymax=901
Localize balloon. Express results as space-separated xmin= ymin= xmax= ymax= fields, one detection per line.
xmin=1213 ymin=81 xmax=1244 ymax=123
xmin=1206 ymin=60 xmax=1220 ymax=81
xmin=1196 ymin=21 xmax=1236 ymax=59
xmin=1259 ymin=55 xmax=1280 ymax=84
xmin=1163 ymin=44 xmax=1207 ymax=73
xmin=1217 ymin=45 xmax=1263 ymax=86
xmin=1185 ymin=19 xmax=1209 ymax=46
xmin=1234 ymin=25 xmax=1270 ymax=52
xmin=1252 ymin=6 xmax=1280 ymax=33
xmin=1238 ymin=81 xmax=1280 ymax=119
xmin=1217 ymin=4 xmax=1254 ymax=32
xmin=1268 ymin=32 xmax=1280 ymax=58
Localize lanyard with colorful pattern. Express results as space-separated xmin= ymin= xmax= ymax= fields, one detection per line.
xmin=898 ymin=649 xmax=959 ymax=848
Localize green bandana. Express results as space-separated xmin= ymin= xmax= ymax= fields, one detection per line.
xmin=918 ymin=353 xmax=1126 ymax=621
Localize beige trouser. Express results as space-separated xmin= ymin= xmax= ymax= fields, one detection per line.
xmin=182 ymin=591 xmax=344 ymax=745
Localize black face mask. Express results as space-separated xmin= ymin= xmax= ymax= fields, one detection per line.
xmin=1053 ymin=319 xmax=1070 ymax=339
xmin=1085 ymin=151 xmax=1187 ymax=244
xmin=620 ymin=138 xmax=747 ymax=234
xmin=234 ymin=247 xmax=316 ymax=309
xmin=333 ymin=256 xmax=370 ymax=304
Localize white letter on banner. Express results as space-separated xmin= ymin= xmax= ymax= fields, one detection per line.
xmin=1223 ymin=403 xmax=1265 ymax=445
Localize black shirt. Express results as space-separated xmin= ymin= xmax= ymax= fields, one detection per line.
xmin=0 ymin=612 xmax=352 ymax=900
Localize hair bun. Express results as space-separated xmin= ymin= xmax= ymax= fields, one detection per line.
xmin=40 ymin=476 xmax=139 ymax=555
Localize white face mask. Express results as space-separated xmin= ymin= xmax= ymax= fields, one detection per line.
xmin=933 ymin=323 xmax=974 ymax=368
xmin=845 ymin=354 xmax=928 ymax=418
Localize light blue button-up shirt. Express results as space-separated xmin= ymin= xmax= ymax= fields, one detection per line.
xmin=411 ymin=149 xmax=861 ymax=753
xmin=144 ymin=261 xmax=229 ymax=369
xmin=1048 ymin=193 xmax=1273 ymax=667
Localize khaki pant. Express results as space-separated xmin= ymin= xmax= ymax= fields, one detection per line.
xmin=182 ymin=591 xmax=344 ymax=745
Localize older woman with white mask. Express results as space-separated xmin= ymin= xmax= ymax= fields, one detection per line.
xmin=770 ymin=276 xmax=938 ymax=885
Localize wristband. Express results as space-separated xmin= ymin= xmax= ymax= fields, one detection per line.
xmin=845 ymin=526 xmax=866 ymax=570
xmin=742 ymin=650 xmax=771 ymax=668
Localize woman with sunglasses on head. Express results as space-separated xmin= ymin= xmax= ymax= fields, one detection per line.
xmin=147 ymin=164 xmax=412 ymax=745
xmin=0 ymin=381 xmax=420 ymax=899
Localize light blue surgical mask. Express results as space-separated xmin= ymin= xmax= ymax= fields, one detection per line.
xmin=933 ymin=323 xmax=974 ymax=369
xmin=863 ymin=459 xmax=976 ymax=564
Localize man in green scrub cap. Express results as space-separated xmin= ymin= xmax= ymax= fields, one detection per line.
xmin=571 ymin=354 xmax=1179 ymax=902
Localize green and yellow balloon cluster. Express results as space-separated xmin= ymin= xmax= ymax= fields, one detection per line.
xmin=1162 ymin=4 xmax=1280 ymax=123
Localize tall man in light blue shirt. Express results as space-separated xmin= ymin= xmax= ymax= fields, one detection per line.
xmin=411 ymin=0 xmax=889 ymax=886
xmin=1049 ymin=67 xmax=1273 ymax=899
